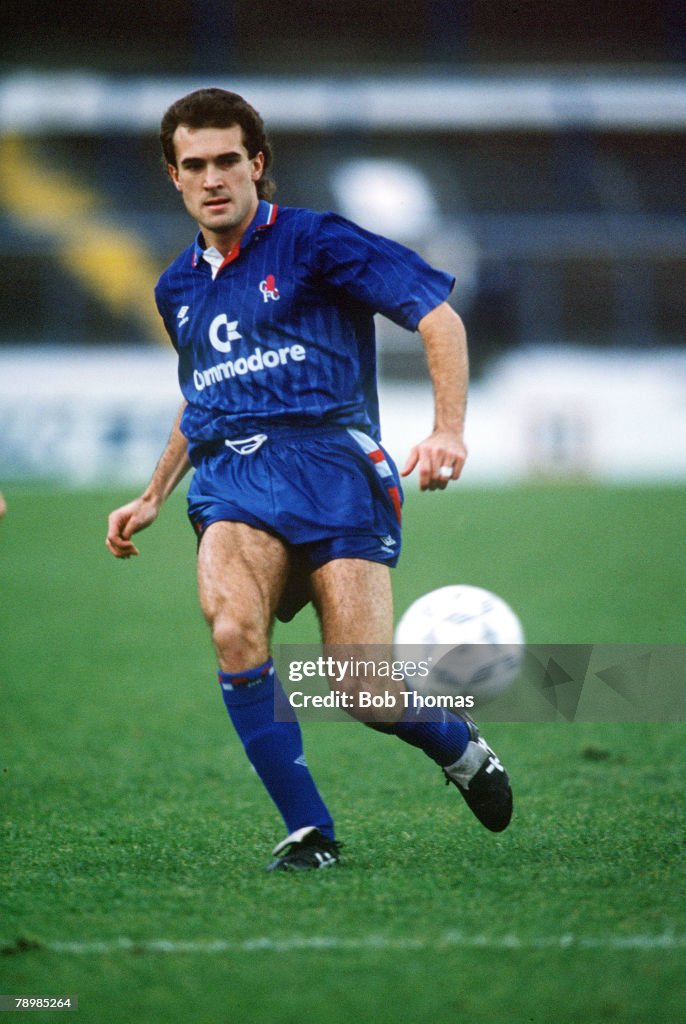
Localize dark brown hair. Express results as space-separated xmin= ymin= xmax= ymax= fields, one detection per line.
xmin=160 ymin=87 xmax=275 ymax=199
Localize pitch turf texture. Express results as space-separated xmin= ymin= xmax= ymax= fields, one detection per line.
xmin=2 ymin=484 xmax=684 ymax=1024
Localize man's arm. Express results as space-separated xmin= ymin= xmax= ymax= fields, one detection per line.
xmin=106 ymin=402 xmax=191 ymax=558
xmin=401 ymin=301 xmax=469 ymax=491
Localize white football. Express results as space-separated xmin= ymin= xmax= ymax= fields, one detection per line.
xmin=394 ymin=584 xmax=525 ymax=705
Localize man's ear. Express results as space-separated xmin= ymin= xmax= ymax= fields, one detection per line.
xmin=167 ymin=163 xmax=182 ymax=191
xmin=251 ymin=152 xmax=265 ymax=183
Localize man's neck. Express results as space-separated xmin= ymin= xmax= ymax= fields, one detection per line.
xmin=200 ymin=197 xmax=260 ymax=257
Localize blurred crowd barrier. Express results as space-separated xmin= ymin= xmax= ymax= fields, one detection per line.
xmin=1 ymin=345 xmax=684 ymax=485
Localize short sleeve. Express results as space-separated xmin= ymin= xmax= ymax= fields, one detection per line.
xmin=313 ymin=212 xmax=455 ymax=331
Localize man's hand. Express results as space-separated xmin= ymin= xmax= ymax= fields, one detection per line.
xmin=401 ymin=429 xmax=468 ymax=491
xmin=106 ymin=495 xmax=161 ymax=558
xmin=106 ymin=401 xmax=190 ymax=559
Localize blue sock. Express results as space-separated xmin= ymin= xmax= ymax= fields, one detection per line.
xmin=371 ymin=687 xmax=471 ymax=767
xmin=218 ymin=659 xmax=335 ymax=840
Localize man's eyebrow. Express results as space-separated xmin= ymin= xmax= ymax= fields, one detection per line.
xmin=179 ymin=151 xmax=242 ymax=168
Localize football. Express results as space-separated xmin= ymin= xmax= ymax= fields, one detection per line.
xmin=394 ymin=584 xmax=525 ymax=705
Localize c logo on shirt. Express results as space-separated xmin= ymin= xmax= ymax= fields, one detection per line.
xmin=209 ymin=314 xmax=242 ymax=353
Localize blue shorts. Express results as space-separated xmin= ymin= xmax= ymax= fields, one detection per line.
xmin=186 ymin=426 xmax=404 ymax=621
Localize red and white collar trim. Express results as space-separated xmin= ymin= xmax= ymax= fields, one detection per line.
xmin=192 ymin=201 xmax=279 ymax=272
xmin=258 ymin=202 xmax=278 ymax=228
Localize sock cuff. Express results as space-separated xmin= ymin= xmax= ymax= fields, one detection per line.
xmin=219 ymin=658 xmax=274 ymax=689
xmin=219 ymin=659 xmax=275 ymax=705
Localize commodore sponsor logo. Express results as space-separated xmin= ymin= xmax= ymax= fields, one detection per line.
xmin=195 ymin=313 xmax=306 ymax=391
xmin=193 ymin=343 xmax=307 ymax=392
xmin=209 ymin=313 xmax=242 ymax=353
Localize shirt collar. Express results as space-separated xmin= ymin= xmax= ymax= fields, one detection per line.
xmin=191 ymin=200 xmax=279 ymax=270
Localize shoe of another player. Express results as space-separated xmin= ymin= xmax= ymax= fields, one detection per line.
xmin=442 ymin=717 xmax=513 ymax=832
xmin=267 ymin=826 xmax=341 ymax=872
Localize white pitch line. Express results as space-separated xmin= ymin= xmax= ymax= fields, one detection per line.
xmin=4 ymin=933 xmax=685 ymax=955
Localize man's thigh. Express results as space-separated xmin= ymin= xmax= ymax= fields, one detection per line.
xmin=310 ymin=558 xmax=404 ymax=723
xmin=197 ymin=520 xmax=290 ymax=667
xmin=310 ymin=558 xmax=394 ymax=645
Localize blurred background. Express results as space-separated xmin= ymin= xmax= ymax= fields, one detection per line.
xmin=1 ymin=0 xmax=685 ymax=484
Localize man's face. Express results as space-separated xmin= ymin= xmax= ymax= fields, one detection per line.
xmin=167 ymin=123 xmax=264 ymax=250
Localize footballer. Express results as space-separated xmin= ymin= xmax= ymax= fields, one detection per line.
xmin=106 ymin=88 xmax=512 ymax=871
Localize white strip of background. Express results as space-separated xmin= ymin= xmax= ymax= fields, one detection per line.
xmin=5 ymin=933 xmax=684 ymax=955
xmin=2 ymin=72 xmax=686 ymax=133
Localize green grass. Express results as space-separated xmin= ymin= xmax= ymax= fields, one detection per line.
xmin=1 ymin=484 xmax=685 ymax=1023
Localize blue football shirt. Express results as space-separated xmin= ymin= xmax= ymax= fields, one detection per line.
xmin=154 ymin=200 xmax=454 ymax=450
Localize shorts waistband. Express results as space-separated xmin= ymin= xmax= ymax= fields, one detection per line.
xmin=190 ymin=424 xmax=352 ymax=459
xmin=242 ymin=424 xmax=348 ymax=441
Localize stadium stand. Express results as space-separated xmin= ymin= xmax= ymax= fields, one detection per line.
xmin=0 ymin=0 xmax=684 ymax=373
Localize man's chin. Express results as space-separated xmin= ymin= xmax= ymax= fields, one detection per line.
xmin=199 ymin=217 xmax=238 ymax=239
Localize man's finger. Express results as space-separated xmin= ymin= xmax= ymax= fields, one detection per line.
xmin=401 ymin=447 xmax=419 ymax=478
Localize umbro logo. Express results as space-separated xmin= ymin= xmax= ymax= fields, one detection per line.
xmin=485 ymin=753 xmax=505 ymax=775
xmin=477 ymin=737 xmax=505 ymax=775
xmin=177 ymin=305 xmax=190 ymax=327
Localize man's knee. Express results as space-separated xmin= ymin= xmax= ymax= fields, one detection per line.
xmin=209 ymin=609 xmax=269 ymax=670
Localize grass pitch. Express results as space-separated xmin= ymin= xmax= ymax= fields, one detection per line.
xmin=1 ymin=484 xmax=685 ymax=1023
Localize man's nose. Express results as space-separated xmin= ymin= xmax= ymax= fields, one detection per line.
xmin=203 ymin=164 xmax=224 ymax=188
